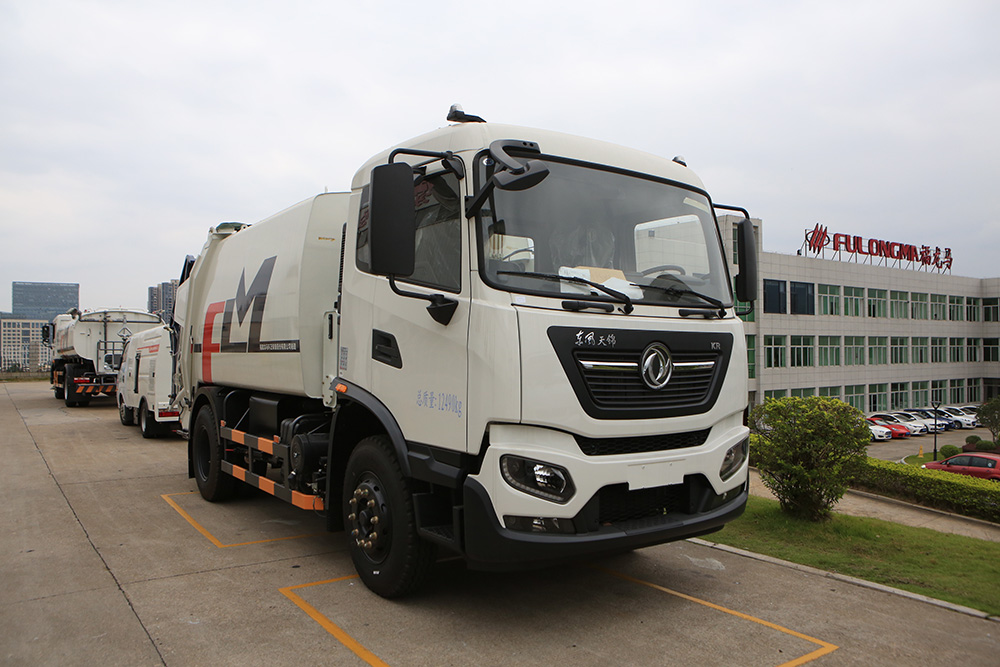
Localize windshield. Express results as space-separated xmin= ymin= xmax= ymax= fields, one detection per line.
xmin=476 ymin=156 xmax=733 ymax=308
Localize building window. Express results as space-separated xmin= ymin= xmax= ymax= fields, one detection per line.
xmin=867 ymin=289 xmax=888 ymax=318
xmin=950 ymin=379 xmax=965 ymax=404
xmin=966 ymin=297 xmax=981 ymax=322
xmin=845 ymin=384 xmax=865 ymax=412
xmin=763 ymin=280 xmax=786 ymax=314
xmin=845 ymin=336 xmax=866 ymax=366
xmin=968 ymin=379 xmax=982 ymax=404
xmin=765 ymin=335 xmax=786 ymax=368
xmin=911 ymin=337 xmax=929 ymax=364
xmin=949 ymin=296 xmax=964 ymax=321
xmin=890 ymin=337 xmax=909 ymax=364
xmin=819 ymin=386 xmax=841 ymax=399
xmin=790 ymin=335 xmax=814 ymax=367
xmin=985 ymin=338 xmax=1000 ymax=362
xmin=910 ymin=292 xmax=929 ymax=320
xmin=931 ymin=379 xmax=947 ymax=404
xmin=950 ymin=337 xmax=965 ymax=363
xmin=868 ymin=383 xmax=888 ymax=412
xmin=931 ymin=337 xmax=947 ymax=363
xmin=818 ymin=284 xmax=840 ymax=316
xmin=790 ymin=282 xmax=815 ymax=315
xmin=912 ymin=381 xmax=929 ymax=407
xmin=868 ymin=336 xmax=888 ymax=365
xmin=818 ymin=336 xmax=840 ymax=367
xmin=890 ymin=291 xmax=909 ymax=319
xmin=764 ymin=389 xmax=787 ymax=400
xmin=930 ymin=294 xmax=947 ymax=321
xmin=746 ymin=334 xmax=756 ymax=379
xmin=985 ymin=298 xmax=999 ymax=322
xmin=844 ymin=286 xmax=864 ymax=317
xmin=890 ymin=382 xmax=909 ymax=410
xmin=968 ymin=338 xmax=981 ymax=363
xmin=790 ymin=387 xmax=815 ymax=398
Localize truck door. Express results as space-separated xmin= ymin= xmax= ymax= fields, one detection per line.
xmin=367 ymin=170 xmax=470 ymax=453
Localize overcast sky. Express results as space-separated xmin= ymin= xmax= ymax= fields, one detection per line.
xmin=2 ymin=0 xmax=998 ymax=312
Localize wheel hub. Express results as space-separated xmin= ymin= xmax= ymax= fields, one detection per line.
xmin=347 ymin=477 xmax=390 ymax=561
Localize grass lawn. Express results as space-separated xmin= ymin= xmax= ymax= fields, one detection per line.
xmin=709 ymin=495 xmax=1000 ymax=616
xmin=903 ymin=452 xmax=951 ymax=466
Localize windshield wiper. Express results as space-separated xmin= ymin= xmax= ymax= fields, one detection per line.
xmin=635 ymin=282 xmax=726 ymax=311
xmin=497 ymin=270 xmax=634 ymax=314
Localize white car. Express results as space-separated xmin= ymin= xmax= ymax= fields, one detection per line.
xmin=870 ymin=412 xmax=926 ymax=435
xmin=942 ymin=407 xmax=978 ymax=428
xmin=869 ymin=423 xmax=892 ymax=441
xmin=894 ymin=411 xmax=944 ymax=434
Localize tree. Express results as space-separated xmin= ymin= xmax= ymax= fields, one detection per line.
xmin=976 ymin=396 xmax=1000 ymax=445
xmin=750 ymin=396 xmax=871 ymax=522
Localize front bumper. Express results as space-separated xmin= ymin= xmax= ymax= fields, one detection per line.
xmin=461 ymin=474 xmax=748 ymax=571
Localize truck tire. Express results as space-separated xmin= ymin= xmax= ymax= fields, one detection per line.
xmin=119 ymin=395 xmax=135 ymax=426
xmin=139 ymin=400 xmax=160 ymax=439
xmin=52 ymin=364 xmax=65 ymax=400
xmin=63 ymin=364 xmax=89 ymax=407
xmin=191 ymin=405 xmax=235 ymax=501
xmin=343 ymin=435 xmax=435 ymax=598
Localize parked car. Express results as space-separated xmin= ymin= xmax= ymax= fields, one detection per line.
xmin=960 ymin=405 xmax=980 ymax=414
xmin=893 ymin=411 xmax=945 ymax=433
xmin=909 ymin=408 xmax=958 ymax=431
xmin=922 ymin=452 xmax=1000 ymax=482
xmin=921 ymin=408 xmax=967 ymax=430
xmin=870 ymin=412 xmax=926 ymax=435
xmin=867 ymin=421 xmax=892 ymax=441
xmin=943 ymin=406 xmax=979 ymax=428
xmin=867 ymin=417 xmax=910 ymax=439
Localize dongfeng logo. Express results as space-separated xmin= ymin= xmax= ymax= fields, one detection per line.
xmin=640 ymin=343 xmax=673 ymax=390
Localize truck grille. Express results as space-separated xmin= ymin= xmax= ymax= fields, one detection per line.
xmin=575 ymin=429 xmax=710 ymax=456
xmin=598 ymin=483 xmax=685 ymax=524
xmin=575 ymin=349 xmax=719 ymax=409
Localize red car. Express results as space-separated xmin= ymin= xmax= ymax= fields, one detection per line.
xmin=922 ymin=453 xmax=1000 ymax=482
xmin=867 ymin=417 xmax=910 ymax=439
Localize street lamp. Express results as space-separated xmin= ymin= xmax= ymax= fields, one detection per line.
xmin=931 ymin=399 xmax=941 ymax=461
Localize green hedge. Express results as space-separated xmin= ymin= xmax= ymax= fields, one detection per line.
xmin=852 ymin=458 xmax=1000 ymax=523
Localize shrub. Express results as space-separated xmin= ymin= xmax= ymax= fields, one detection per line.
xmin=853 ymin=458 xmax=1000 ymax=523
xmin=966 ymin=434 xmax=982 ymax=445
xmin=750 ymin=396 xmax=870 ymax=522
xmin=977 ymin=397 xmax=1000 ymax=444
xmin=939 ymin=445 xmax=961 ymax=458
xmin=975 ymin=441 xmax=997 ymax=452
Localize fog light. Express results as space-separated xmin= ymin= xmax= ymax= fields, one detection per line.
xmin=503 ymin=515 xmax=576 ymax=534
xmin=719 ymin=438 xmax=748 ymax=481
xmin=500 ymin=455 xmax=576 ymax=503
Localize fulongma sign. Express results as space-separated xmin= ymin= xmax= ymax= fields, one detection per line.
xmin=803 ymin=224 xmax=952 ymax=272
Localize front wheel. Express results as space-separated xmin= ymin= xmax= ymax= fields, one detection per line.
xmin=343 ymin=435 xmax=435 ymax=598
xmin=119 ymin=395 xmax=135 ymax=426
xmin=191 ymin=405 xmax=235 ymax=501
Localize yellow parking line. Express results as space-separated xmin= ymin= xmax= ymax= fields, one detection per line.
xmin=280 ymin=576 xmax=388 ymax=667
xmin=598 ymin=567 xmax=839 ymax=666
xmin=161 ymin=492 xmax=321 ymax=548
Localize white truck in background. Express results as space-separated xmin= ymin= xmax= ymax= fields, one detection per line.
xmin=171 ymin=108 xmax=758 ymax=597
xmin=43 ymin=308 xmax=163 ymax=407
xmin=117 ymin=325 xmax=180 ymax=437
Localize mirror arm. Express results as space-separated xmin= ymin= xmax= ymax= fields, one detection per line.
xmin=388 ymin=148 xmax=465 ymax=179
xmin=388 ymin=276 xmax=458 ymax=325
xmin=464 ymin=180 xmax=496 ymax=219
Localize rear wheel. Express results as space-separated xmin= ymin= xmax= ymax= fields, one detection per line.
xmin=191 ymin=405 xmax=235 ymax=501
xmin=119 ymin=395 xmax=135 ymax=426
xmin=343 ymin=435 xmax=435 ymax=598
xmin=63 ymin=364 xmax=89 ymax=407
xmin=139 ymin=400 xmax=160 ymax=439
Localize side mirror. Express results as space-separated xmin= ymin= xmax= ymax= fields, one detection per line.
xmin=41 ymin=324 xmax=52 ymax=346
xmin=368 ymin=163 xmax=416 ymax=277
xmin=735 ymin=218 xmax=757 ymax=302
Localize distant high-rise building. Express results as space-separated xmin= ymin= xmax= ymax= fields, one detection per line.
xmin=147 ymin=280 xmax=178 ymax=321
xmin=0 ymin=317 xmax=53 ymax=372
xmin=11 ymin=282 xmax=79 ymax=321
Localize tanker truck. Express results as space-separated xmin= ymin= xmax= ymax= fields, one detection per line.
xmin=43 ymin=308 xmax=163 ymax=407
xmin=172 ymin=109 xmax=758 ymax=598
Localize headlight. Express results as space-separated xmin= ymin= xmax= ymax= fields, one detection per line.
xmin=720 ymin=438 xmax=749 ymax=481
xmin=500 ymin=455 xmax=576 ymax=503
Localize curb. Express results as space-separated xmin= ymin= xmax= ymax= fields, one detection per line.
xmin=843 ymin=486 xmax=1000 ymax=530
xmin=687 ymin=537 xmax=1000 ymax=624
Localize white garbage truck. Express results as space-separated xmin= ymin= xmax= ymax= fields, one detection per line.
xmin=43 ymin=308 xmax=163 ymax=407
xmin=117 ymin=325 xmax=180 ymax=437
xmin=172 ymin=109 xmax=758 ymax=597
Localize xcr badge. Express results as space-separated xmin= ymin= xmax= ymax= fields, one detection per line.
xmin=640 ymin=342 xmax=673 ymax=390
